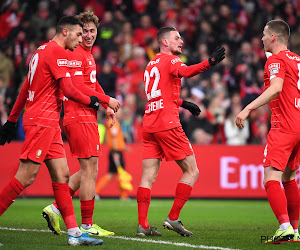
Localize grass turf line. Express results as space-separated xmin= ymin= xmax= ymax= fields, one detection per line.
xmin=0 ymin=199 xmax=299 ymax=249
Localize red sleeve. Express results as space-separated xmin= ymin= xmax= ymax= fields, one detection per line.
xmin=47 ymin=46 xmax=69 ymax=80
xmin=178 ymin=99 xmax=183 ymax=106
xmin=58 ymin=77 xmax=90 ymax=106
xmin=266 ymin=56 xmax=285 ymax=81
xmin=96 ymin=81 xmax=108 ymax=109
xmin=178 ymin=59 xmax=211 ymax=78
xmin=71 ymin=74 xmax=110 ymax=104
xmin=8 ymin=77 xmax=30 ymax=122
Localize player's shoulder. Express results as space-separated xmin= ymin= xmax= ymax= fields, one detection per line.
xmin=41 ymin=40 xmax=67 ymax=59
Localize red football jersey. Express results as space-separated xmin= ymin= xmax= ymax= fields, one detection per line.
xmin=63 ymin=45 xmax=97 ymax=126
xmin=142 ymin=53 xmax=184 ymax=133
xmin=264 ymin=50 xmax=300 ymax=134
xmin=22 ymin=40 xmax=69 ymax=128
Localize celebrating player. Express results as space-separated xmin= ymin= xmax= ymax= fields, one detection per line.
xmin=41 ymin=11 xmax=119 ymax=237
xmin=236 ymin=20 xmax=300 ymax=243
xmin=136 ymin=26 xmax=225 ymax=237
xmin=0 ymin=16 xmax=103 ymax=246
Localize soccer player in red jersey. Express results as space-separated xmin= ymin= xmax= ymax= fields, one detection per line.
xmin=42 ymin=11 xmax=119 ymax=237
xmin=0 ymin=16 xmax=103 ymax=246
xmin=136 ymin=26 xmax=225 ymax=237
xmin=236 ymin=20 xmax=300 ymax=243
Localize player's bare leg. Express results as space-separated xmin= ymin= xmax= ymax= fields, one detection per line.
xmin=136 ymin=159 xmax=162 ymax=236
xmin=15 ymin=160 xmax=41 ymax=188
xmin=263 ymin=166 xmax=293 ymax=243
xmin=163 ymin=155 xmax=198 ymax=237
xmin=0 ymin=160 xmax=40 ymax=216
xmin=282 ymin=167 xmax=299 ymax=241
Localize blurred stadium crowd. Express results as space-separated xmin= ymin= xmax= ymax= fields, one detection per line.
xmin=0 ymin=0 xmax=299 ymax=145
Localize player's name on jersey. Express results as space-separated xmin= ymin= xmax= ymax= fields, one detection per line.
xmin=145 ymin=99 xmax=164 ymax=113
xmin=295 ymin=98 xmax=300 ymax=108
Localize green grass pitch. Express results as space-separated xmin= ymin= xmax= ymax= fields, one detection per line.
xmin=0 ymin=198 xmax=299 ymax=249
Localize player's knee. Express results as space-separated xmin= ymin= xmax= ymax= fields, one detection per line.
xmin=24 ymin=173 xmax=38 ymax=187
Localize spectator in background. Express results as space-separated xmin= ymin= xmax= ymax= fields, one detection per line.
xmin=95 ymin=110 xmax=133 ymax=200
xmin=29 ymin=0 xmax=56 ymax=41
xmin=0 ymin=0 xmax=24 ymax=41
xmin=97 ymin=11 xmax=117 ymax=59
xmin=0 ymin=46 xmax=14 ymax=91
xmin=133 ymin=14 xmax=157 ymax=47
xmin=98 ymin=61 xmax=117 ymax=97
xmin=224 ymin=105 xmax=249 ymax=145
xmin=0 ymin=94 xmax=8 ymax=126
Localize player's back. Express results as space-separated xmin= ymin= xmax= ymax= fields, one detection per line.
xmin=264 ymin=50 xmax=300 ymax=133
xmin=23 ymin=40 xmax=69 ymax=128
xmin=63 ymin=45 xmax=97 ymax=126
xmin=143 ymin=53 xmax=183 ymax=133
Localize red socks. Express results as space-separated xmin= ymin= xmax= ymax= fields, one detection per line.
xmin=52 ymin=183 xmax=77 ymax=229
xmin=52 ymin=187 xmax=75 ymax=209
xmin=265 ymin=180 xmax=289 ymax=225
xmin=169 ymin=183 xmax=192 ymax=220
xmin=0 ymin=177 xmax=24 ymax=216
xmin=81 ymin=199 xmax=95 ymax=225
xmin=283 ymin=179 xmax=300 ymax=230
xmin=137 ymin=187 xmax=151 ymax=229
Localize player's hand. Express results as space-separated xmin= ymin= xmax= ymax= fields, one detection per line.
xmin=181 ymin=100 xmax=201 ymax=116
xmin=88 ymin=96 xmax=100 ymax=110
xmin=0 ymin=121 xmax=17 ymax=146
xmin=235 ymin=108 xmax=251 ymax=129
xmin=108 ymin=97 xmax=120 ymax=113
xmin=209 ymin=46 xmax=225 ymax=66
xmin=106 ymin=107 xmax=116 ymax=128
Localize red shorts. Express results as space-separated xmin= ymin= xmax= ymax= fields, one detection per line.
xmin=20 ymin=126 xmax=65 ymax=164
xmin=143 ymin=126 xmax=194 ymax=161
xmin=263 ymin=130 xmax=300 ymax=171
xmin=64 ymin=123 xmax=101 ymax=158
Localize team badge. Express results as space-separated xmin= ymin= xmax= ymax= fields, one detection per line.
xmin=36 ymin=149 xmax=42 ymax=158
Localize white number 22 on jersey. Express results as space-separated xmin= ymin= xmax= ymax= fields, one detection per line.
xmin=144 ymin=66 xmax=161 ymax=101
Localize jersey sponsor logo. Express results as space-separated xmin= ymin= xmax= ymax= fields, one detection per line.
xmin=145 ymin=99 xmax=164 ymax=113
xmin=268 ymin=63 xmax=280 ymax=75
xmin=27 ymin=90 xmax=35 ymax=101
xmin=147 ymin=58 xmax=160 ymax=66
xmin=68 ymin=60 xmax=82 ymax=67
xmin=286 ymin=53 xmax=300 ymax=61
xmin=171 ymin=57 xmax=182 ymax=65
xmin=57 ymin=59 xmax=68 ymax=67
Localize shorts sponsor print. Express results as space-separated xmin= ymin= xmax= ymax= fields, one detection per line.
xmin=142 ymin=126 xmax=193 ymax=161
xmin=64 ymin=123 xmax=101 ymax=158
xmin=263 ymin=130 xmax=300 ymax=171
xmin=20 ymin=126 xmax=65 ymax=164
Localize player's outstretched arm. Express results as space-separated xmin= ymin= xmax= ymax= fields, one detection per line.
xmin=178 ymin=99 xmax=201 ymax=116
xmin=236 ymin=77 xmax=283 ymax=129
xmin=178 ymin=46 xmax=225 ymax=78
xmin=58 ymin=77 xmax=99 ymax=110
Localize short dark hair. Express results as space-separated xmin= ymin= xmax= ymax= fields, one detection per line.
xmin=157 ymin=26 xmax=178 ymax=44
xmin=266 ymin=19 xmax=290 ymax=44
xmin=56 ymin=16 xmax=83 ymax=33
